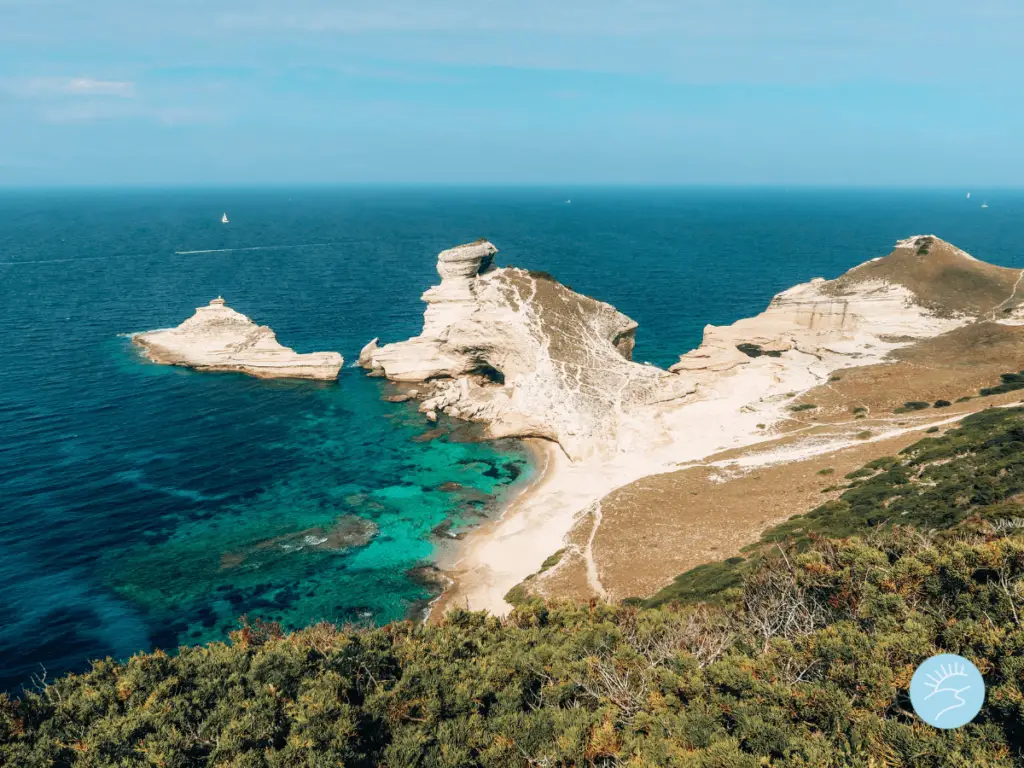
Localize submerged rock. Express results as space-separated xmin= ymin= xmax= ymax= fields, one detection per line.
xmin=220 ymin=515 xmax=379 ymax=569
xmin=411 ymin=427 xmax=448 ymax=443
xmin=133 ymin=297 xmax=343 ymax=381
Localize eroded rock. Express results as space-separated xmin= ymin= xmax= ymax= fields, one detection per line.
xmin=362 ymin=240 xmax=688 ymax=459
xmin=133 ymin=298 xmax=343 ymax=381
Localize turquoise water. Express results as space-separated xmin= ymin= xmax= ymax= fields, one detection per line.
xmin=2 ymin=186 xmax=1023 ymax=691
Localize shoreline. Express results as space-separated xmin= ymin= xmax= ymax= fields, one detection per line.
xmin=428 ymin=437 xmax=562 ymax=619
xmin=425 ymin=344 xmax=840 ymax=619
xmin=425 ymin=377 xmax=1022 ymax=621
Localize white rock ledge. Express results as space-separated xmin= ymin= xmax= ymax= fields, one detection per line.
xmin=133 ymin=297 xmax=343 ymax=381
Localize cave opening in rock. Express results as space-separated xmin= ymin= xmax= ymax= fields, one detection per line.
xmin=472 ymin=364 xmax=506 ymax=385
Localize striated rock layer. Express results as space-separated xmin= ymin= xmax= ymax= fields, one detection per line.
xmin=134 ymin=298 xmax=343 ymax=381
xmin=360 ymin=240 xmax=689 ymax=459
xmin=671 ymin=234 xmax=1019 ymax=377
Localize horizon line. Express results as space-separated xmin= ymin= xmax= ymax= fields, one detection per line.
xmin=0 ymin=182 xmax=1020 ymax=192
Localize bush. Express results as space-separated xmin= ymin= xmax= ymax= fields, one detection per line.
xmin=934 ymin=399 xmax=952 ymax=408
xmin=894 ymin=401 xmax=930 ymax=413
xmin=980 ymin=370 xmax=1024 ymax=396
xmin=789 ymin=403 xmax=818 ymax=412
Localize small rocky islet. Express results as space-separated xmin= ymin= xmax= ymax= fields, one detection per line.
xmin=133 ymin=297 xmax=343 ymax=380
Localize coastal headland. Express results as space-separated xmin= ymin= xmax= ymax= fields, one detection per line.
xmin=363 ymin=235 xmax=1024 ymax=616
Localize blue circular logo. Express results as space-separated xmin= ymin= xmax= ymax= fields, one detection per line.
xmin=910 ymin=654 xmax=985 ymax=729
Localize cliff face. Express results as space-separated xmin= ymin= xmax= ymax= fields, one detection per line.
xmin=365 ymin=235 xmax=1023 ymax=463
xmin=670 ymin=235 xmax=1017 ymax=376
xmin=361 ymin=241 xmax=688 ymax=459
xmin=134 ymin=298 xmax=343 ymax=381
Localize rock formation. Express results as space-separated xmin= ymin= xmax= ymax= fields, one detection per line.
xmin=134 ymin=297 xmax=343 ymax=381
xmin=670 ymin=235 xmax=1020 ymax=377
xmin=359 ymin=240 xmax=689 ymax=459
xmin=375 ymin=234 xmax=1024 ymax=616
xmin=364 ymin=235 xmax=1024 ymax=466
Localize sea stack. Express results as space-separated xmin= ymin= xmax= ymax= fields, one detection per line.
xmin=133 ymin=297 xmax=343 ymax=381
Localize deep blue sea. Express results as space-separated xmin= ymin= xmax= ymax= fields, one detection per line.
xmin=2 ymin=186 xmax=1022 ymax=692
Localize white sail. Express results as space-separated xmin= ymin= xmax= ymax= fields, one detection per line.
xmin=966 ymin=192 xmax=971 ymax=199
xmin=221 ymin=213 xmax=229 ymax=224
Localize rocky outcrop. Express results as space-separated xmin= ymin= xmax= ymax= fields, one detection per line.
xmin=357 ymin=338 xmax=380 ymax=368
xmin=133 ymin=298 xmax=343 ymax=381
xmin=360 ymin=240 xmax=689 ymax=459
xmin=670 ymin=235 xmax=1009 ymax=376
xmin=366 ymin=235 xmax=1021 ymax=464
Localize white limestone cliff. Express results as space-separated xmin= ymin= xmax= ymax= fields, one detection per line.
xmin=134 ymin=298 xmax=343 ymax=381
xmin=670 ymin=235 xmax=1010 ymax=378
xmin=360 ymin=240 xmax=689 ymax=459
xmin=364 ymin=235 xmax=1017 ymax=465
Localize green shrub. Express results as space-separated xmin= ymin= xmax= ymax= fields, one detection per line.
xmin=844 ymin=467 xmax=873 ymax=479
xmin=6 ymin=532 xmax=1021 ymax=767
xmin=933 ymin=399 xmax=952 ymax=408
xmin=539 ymin=548 xmax=566 ymax=572
xmin=980 ymin=370 xmax=1024 ymax=396
xmin=894 ymin=401 xmax=930 ymax=413
xmin=789 ymin=403 xmax=818 ymax=412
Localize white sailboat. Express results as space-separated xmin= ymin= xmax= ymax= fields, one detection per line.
xmin=221 ymin=212 xmax=229 ymax=224
xmin=981 ymin=201 xmax=989 ymax=209
xmin=966 ymin=192 xmax=971 ymax=199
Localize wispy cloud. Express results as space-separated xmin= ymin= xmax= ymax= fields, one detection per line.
xmin=39 ymin=101 xmax=218 ymax=125
xmin=3 ymin=76 xmax=136 ymax=98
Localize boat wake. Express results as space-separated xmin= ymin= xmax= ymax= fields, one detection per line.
xmin=174 ymin=243 xmax=338 ymax=255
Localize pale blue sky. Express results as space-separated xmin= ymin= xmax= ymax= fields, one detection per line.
xmin=1 ymin=1 xmax=1021 ymax=186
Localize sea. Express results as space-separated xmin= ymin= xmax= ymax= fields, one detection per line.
xmin=1 ymin=186 xmax=1022 ymax=692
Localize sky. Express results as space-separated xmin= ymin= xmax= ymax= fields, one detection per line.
xmin=0 ymin=0 xmax=1022 ymax=186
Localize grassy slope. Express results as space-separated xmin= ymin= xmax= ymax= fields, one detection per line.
xmin=645 ymin=406 xmax=1024 ymax=608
